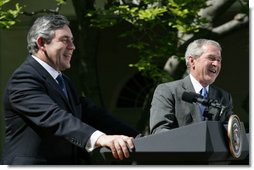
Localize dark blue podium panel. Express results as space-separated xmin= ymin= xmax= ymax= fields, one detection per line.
xmin=99 ymin=121 xmax=249 ymax=165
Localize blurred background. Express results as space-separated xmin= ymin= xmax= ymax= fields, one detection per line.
xmin=0 ymin=0 xmax=249 ymax=160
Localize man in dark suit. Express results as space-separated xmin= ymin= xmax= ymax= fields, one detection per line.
xmin=149 ymin=39 xmax=233 ymax=134
xmin=2 ymin=14 xmax=139 ymax=165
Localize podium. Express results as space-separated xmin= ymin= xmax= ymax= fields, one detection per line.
xmin=98 ymin=121 xmax=249 ymax=165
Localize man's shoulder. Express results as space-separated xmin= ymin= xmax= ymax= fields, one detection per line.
xmin=154 ymin=79 xmax=186 ymax=96
xmin=13 ymin=55 xmax=34 ymax=70
xmin=210 ymin=84 xmax=232 ymax=99
xmin=157 ymin=77 xmax=186 ymax=88
xmin=210 ymin=84 xmax=230 ymax=93
xmin=8 ymin=56 xmax=48 ymax=84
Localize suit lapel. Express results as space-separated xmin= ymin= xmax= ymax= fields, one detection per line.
xmin=61 ymin=75 xmax=81 ymax=118
xmin=181 ymin=75 xmax=195 ymax=91
xmin=27 ymin=56 xmax=76 ymax=113
xmin=207 ymin=85 xmax=218 ymax=99
xmin=181 ymin=75 xmax=202 ymax=122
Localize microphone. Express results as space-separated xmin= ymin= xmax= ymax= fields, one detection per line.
xmin=182 ymin=91 xmax=229 ymax=120
xmin=182 ymin=91 xmax=209 ymax=106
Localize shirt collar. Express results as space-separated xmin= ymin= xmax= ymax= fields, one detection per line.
xmin=189 ymin=74 xmax=209 ymax=94
xmin=31 ymin=55 xmax=60 ymax=79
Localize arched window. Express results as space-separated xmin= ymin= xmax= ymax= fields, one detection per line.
xmin=116 ymin=72 xmax=155 ymax=108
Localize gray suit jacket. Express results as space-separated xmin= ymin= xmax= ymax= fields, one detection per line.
xmin=149 ymin=75 xmax=233 ymax=134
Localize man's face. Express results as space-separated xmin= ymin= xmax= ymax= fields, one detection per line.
xmin=189 ymin=44 xmax=222 ymax=87
xmin=43 ymin=25 xmax=75 ymax=71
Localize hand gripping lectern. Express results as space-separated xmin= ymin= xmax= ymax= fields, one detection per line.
xmin=98 ymin=121 xmax=249 ymax=165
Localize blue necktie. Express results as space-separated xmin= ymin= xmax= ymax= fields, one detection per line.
xmin=199 ymin=87 xmax=207 ymax=120
xmin=56 ymin=74 xmax=68 ymax=99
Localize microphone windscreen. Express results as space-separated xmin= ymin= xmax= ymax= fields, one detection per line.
xmin=182 ymin=91 xmax=198 ymax=103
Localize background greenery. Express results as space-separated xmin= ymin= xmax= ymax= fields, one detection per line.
xmin=0 ymin=0 xmax=249 ymax=162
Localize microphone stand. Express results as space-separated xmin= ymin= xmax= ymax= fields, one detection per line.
xmin=203 ymin=99 xmax=229 ymax=121
xmin=203 ymin=108 xmax=213 ymax=120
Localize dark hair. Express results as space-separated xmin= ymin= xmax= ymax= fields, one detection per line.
xmin=27 ymin=14 xmax=70 ymax=54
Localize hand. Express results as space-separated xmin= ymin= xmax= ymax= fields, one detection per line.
xmin=95 ymin=134 xmax=134 ymax=160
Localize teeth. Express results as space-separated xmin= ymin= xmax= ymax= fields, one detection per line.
xmin=209 ymin=69 xmax=216 ymax=73
xmin=64 ymin=54 xmax=71 ymax=57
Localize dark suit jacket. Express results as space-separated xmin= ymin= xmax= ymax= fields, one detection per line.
xmin=149 ymin=75 xmax=233 ymax=134
xmin=2 ymin=56 xmax=139 ymax=165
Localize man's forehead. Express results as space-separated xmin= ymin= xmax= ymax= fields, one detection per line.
xmin=54 ymin=27 xmax=73 ymax=38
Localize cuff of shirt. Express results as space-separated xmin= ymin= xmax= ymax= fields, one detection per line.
xmin=85 ymin=130 xmax=105 ymax=152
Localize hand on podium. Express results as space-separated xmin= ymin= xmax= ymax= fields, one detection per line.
xmin=95 ymin=134 xmax=135 ymax=160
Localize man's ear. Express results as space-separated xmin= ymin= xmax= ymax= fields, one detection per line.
xmin=188 ymin=56 xmax=195 ymax=64
xmin=188 ymin=56 xmax=196 ymax=69
xmin=37 ymin=37 xmax=45 ymax=51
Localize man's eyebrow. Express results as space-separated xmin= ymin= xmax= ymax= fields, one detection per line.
xmin=208 ymin=54 xmax=221 ymax=58
xmin=207 ymin=55 xmax=222 ymax=60
xmin=60 ymin=35 xmax=74 ymax=40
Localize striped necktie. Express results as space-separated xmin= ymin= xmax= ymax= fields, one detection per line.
xmin=199 ymin=87 xmax=207 ymax=120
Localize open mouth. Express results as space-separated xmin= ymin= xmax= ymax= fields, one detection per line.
xmin=64 ymin=53 xmax=72 ymax=58
xmin=208 ymin=69 xmax=216 ymax=74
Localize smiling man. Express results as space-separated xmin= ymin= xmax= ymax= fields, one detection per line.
xmin=149 ymin=39 xmax=233 ymax=134
xmin=1 ymin=14 xmax=139 ymax=165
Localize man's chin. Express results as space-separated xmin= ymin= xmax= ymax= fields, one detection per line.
xmin=207 ymin=78 xmax=216 ymax=85
xmin=60 ymin=65 xmax=71 ymax=71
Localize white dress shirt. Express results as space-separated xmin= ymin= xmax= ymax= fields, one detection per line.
xmin=189 ymin=74 xmax=209 ymax=94
xmin=31 ymin=55 xmax=104 ymax=152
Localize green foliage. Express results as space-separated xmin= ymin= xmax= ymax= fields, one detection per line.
xmin=55 ymin=0 xmax=67 ymax=5
xmin=87 ymin=0 xmax=208 ymax=82
xmin=237 ymin=0 xmax=249 ymax=14
xmin=0 ymin=0 xmax=22 ymax=29
xmin=0 ymin=0 xmax=67 ymax=29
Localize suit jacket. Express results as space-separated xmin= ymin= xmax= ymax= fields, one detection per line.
xmin=149 ymin=75 xmax=233 ymax=134
xmin=2 ymin=55 xmax=139 ymax=165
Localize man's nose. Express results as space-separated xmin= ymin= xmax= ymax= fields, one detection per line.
xmin=68 ymin=41 xmax=75 ymax=50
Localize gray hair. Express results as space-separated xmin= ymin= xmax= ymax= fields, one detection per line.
xmin=185 ymin=39 xmax=221 ymax=68
xmin=27 ymin=14 xmax=70 ymax=54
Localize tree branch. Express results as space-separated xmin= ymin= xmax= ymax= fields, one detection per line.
xmin=20 ymin=8 xmax=60 ymax=16
xmin=212 ymin=13 xmax=248 ymax=35
xmin=20 ymin=2 xmax=63 ymax=16
xmin=199 ymin=0 xmax=237 ymax=22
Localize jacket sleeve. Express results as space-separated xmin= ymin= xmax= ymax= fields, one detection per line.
xmin=149 ymin=83 xmax=179 ymax=134
xmin=5 ymin=70 xmax=96 ymax=148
